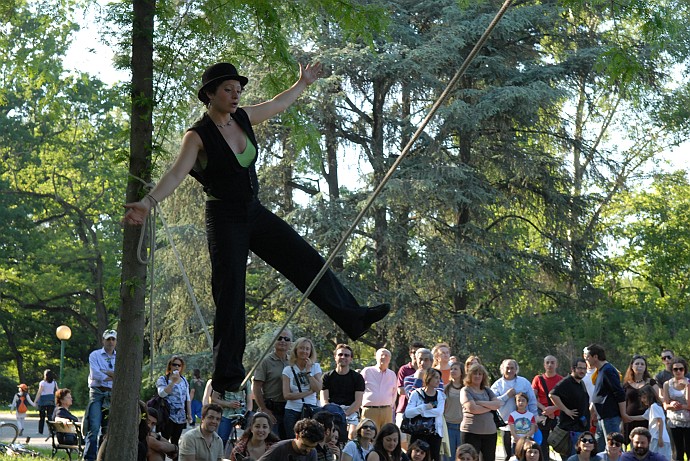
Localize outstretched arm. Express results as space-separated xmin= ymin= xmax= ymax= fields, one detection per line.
xmin=122 ymin=130 xmax=203 ymax=225
xmin=244 ymin=62 xmax=322 ymax=125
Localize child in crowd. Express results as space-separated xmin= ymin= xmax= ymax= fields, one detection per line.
xmin=509 ymin=392 xmax=537 ymax=454
xmin=10 ymin=383 xmax=36 ymax=435
xmin=630 ymin=384 xmax=671 ymax=460
xmin=456 ymin=443 xmax=479 ymax=461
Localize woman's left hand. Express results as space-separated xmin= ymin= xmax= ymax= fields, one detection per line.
xmin=299 ymin=62 xmax=323 ymax=86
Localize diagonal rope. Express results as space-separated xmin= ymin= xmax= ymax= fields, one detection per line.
xmin=130 ymin=176 xmax=214 ymax=376
xmin=241 ymin=0 xmax=516 ymax=389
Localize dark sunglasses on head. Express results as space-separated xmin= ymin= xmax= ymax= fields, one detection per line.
xmin=416 ymin=440 xmax=430 ymax=450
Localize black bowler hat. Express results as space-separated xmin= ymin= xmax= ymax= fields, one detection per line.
xmin=197 ymin=62 xmax=249 ymax=103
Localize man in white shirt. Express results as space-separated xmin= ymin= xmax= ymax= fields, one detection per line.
xmin=491 ymin=358 xmax=538 ymax=458
xmin=83 ymin=329 xmax=117 ymax=461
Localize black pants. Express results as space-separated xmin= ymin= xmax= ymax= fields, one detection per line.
xmin=161 ymin=420 xmax=186 ymax=445
xmin=38 ymin=404 xmax=55 ymax=434
xmin=502 ymin=429 xmax=512 ymax=458
xmin=206 ymin=199 xmax=367 ymax=392
xmin=539 ymin=418 xmax=557 ymax=461
xmin=462 ymin=431 xmax=497 ymax=461
xmin=670 ymin=427 xmax=690 ymax=461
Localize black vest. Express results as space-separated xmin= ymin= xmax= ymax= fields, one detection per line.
xmin=187 ymin=108 xmax=260 ymax=202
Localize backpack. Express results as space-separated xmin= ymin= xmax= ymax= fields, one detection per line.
xmin=315 ymin=403 xmax=348 ymax=440
xmin=17 ymin=393 xmax=28 ymax=413
xmin=147 ymin=377 xmax=171 ymax=434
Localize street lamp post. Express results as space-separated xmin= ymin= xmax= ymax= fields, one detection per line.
xmin=56 ymin=325 xmax=72 ymax=384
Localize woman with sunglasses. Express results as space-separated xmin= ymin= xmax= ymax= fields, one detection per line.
xmin=596 ymin=432 xmax=624 ymax=461
xmin=663 ymin=357 xmax=690 ymax=461
xmin=566 ymin=432 xmax=601 ymax=461
xmin=343 ymin=418 xmax=378 ymax=461
xmin=156 ymin=356 xmax=192 ymax=445
xmin=623 ymin=355 xmax=659 ymax=443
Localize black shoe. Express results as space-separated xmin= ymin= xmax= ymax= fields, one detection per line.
xmin=346 ymin=303 xmax=391 ymax=340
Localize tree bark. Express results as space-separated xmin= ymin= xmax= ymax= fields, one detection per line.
xmin=104 ymin=0 xmax=155 ymax=459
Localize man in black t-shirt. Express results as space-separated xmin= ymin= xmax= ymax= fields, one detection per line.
xmin=550 ymin=357 xmax=591 ymax=456
xmin=321 ymin=343 xmax=366 ymax=439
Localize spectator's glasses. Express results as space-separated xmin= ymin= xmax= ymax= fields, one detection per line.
xmin=171 ymin=363 xmax=182 ymax=367
xmin=277 ymin=336 xmax=291 ymax=342
xmin=337 ymin=353 xmax=351 ymax=357
xmin=674 ymin=367 xmax=685 ymax=372
xmin=608 ymin=441 xmax=622 ymax=447
xmin=105 ymin=357 xmax=113 ymax=369
xmin=361 ymin=425 xmax=376 ymax=430
xmin=416 ymin=440 xmax=430 ymax=450
xmin=662 ymin=355 xmax=673 ymax=360
xmin=581 ymin=438 xmax=595 ymax=444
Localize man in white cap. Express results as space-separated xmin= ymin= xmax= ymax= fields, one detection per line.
xmin=83 ymin=329 xmax=117 ymax=461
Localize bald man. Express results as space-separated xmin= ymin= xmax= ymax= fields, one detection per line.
xmin=532 ymin=355 xmax=564 ymax=461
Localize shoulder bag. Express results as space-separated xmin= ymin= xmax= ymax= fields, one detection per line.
xmin=401 ymin=390 xmax=436 ymax=436
xmin=291 ymin=366 xmax=318 ymax=419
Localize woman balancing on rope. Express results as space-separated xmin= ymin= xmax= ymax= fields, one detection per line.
xmin=123 ymin=61 xmax=390 ymax=398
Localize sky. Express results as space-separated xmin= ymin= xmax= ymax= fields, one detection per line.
xmin=63 ymin=5 xmax=688 ymax=176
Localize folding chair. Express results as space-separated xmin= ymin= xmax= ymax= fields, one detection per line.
xmin=47 ymin=420 xmax=84 ymax=460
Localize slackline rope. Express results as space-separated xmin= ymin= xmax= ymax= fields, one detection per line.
xmin=240 ymin=0 xmax=516 ymax=389
xmin=131 ymin=176 xmax=214 ymax=381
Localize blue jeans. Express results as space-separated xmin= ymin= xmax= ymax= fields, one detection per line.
xmin=445 ymin=422 xmax=461 ymax=461
xmin=596 ymin=416 xmax=622 ymax=452
xmin=84 ymin=388 xmax=111 ymax=461
xmin=191 ymin=400 xmax=202 ymax=423
xmin=284 ymin=408 xmax=302 ymax=439
xmin=218 ymin=416 xmax=234 ymax=444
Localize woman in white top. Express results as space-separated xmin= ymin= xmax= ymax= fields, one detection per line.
xmin=405 ymin=368 xmax=446 ymax=461
xmin=35 ymin=369 xmax=58 ymax=435
xmin=343 ymin=418 xmax=377 ymax=461
xmin=663 ymin=358 xmax=690 ymax=461
xmin=282 ymin=337 xmax=322 ymax=438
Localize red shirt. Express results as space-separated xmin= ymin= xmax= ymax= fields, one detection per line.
xmin=531 ymin=373 xmax=563 ymax=417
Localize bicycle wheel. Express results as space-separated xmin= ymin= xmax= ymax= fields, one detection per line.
xmin=0 ymin=421 xmax=19 ymax=444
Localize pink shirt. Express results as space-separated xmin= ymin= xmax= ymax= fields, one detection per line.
xmin=361 ymin=366 xmax=397 ymax=407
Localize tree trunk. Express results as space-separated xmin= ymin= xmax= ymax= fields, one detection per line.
xmin=104 ymin=0 xmax=155 ymax=459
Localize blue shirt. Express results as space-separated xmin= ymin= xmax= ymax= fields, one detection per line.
xmin=88 ymin=347 xmax=116 ymax=389
xmin=621 ymin=450 xmax=669 ymax=461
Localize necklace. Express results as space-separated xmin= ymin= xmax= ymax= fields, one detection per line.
xmin=215 ymin=119 xmax=233 ymax=128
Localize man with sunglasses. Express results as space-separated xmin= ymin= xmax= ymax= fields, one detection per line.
xmin=655 ymin=350 xmax=677 ymax=388
xmin=322 ymin=343 xmax=366 ymax=439
xmin=254 ymin=328 xmax=293 ymax=438
xmin=84 ymin=329 xmax=117 ymax=461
